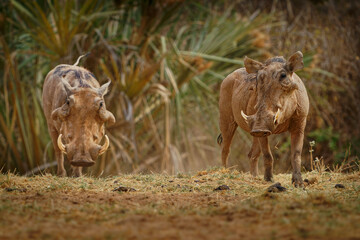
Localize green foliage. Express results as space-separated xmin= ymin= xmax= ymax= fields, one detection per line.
xmin=11 ymin=0 xmax=109 ymax=62
xmin=309 ymin=127 xmax=339 ymax=152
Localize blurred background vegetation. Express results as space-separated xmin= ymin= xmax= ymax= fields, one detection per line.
xmin=0 ymin=0 xmax=359 ymax=176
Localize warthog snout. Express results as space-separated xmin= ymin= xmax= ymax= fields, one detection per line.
xmin=241 ymin=110 xmax=273 ymax=137
xmin=250 ymin=129 xmax=272 ymax=137
xmin=57 ymin=134 xmax=110 ymax=168
xmin=70 ymin=158 xmax=95 ymax=167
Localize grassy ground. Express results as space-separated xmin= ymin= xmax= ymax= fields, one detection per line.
xmin=0 ymin=168 xmax=359 ymax=240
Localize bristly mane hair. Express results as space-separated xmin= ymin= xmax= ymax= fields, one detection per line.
xmin=264 ymin=56 xmax=286 ymax=66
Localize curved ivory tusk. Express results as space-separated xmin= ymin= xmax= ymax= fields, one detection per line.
xmin=274 ymin=109 xmax=281 ymax=124
xmin=57 ymin=134 xmax=67 ymax=154
xmin=241 ymin=110 xmax=248 ymax=122
xmin=99 ymin=135 xmax=110 ymax=155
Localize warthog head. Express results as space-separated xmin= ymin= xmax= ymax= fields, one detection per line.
xmin=241 ymin=51 xmax=304 ymax=137
xmin=51 ymin=80 xmax=115 ymax=167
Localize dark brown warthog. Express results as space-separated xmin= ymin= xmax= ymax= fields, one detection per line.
xmin=42 ymin=56 xmax=115 ymax=177
xmin=218 ymin=51 xmax=309 ymax=187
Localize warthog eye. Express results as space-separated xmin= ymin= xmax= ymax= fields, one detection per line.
xmin=99 ymin=102 xmax=103 ymax=109
xmin=93 ymin=135 xmax=98 ymax=141
xmin=66 ymin=99 xmax=70 ymax=105
xmin=280 ymin=73 xmax=287 ymax=79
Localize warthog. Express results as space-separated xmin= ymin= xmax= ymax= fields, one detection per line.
xmin=218 ymin=51 xmax=309 ymax=187
xmin=42 ymin=55 xmax=115 ymax=177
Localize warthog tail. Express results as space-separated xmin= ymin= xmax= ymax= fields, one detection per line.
xmin=217 ymin=133 xmax=223 ymax=145
xmin=73 ymin=52 xmax=90 ymax=66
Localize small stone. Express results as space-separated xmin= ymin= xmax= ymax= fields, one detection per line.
xmin=5 ymin=187 xmax=15 ymax=192
xmin=5 ymin=187 xmax=27 ymax=192
xmin=214 ymin=185 xmax=230 ymax=191
xmin=335 ymin=184 xmax=345 ymax=189
xmin=303 ymin=177 xmax=318 ymax=186
xmin=112 ymin=186 xmax=136 ymax=192
xmin=194 ymin=179 xmax=205 ymax=183
xmin=267 ymin=182 xmax=286 ymax=193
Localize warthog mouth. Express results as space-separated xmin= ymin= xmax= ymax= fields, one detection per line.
xmin=70 ymin=159 xmax=95 ymax=167
xmin=250 ymin=129 xmax=272 ymax=137
xmin=57 ymin=134 xmax=110 ymax=156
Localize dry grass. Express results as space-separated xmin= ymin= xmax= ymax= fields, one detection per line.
xmin=1 ymin=169 xmax=359 ymax=240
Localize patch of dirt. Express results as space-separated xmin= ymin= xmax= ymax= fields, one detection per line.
xmin=0 ymin=170 xmax=359 ymax=240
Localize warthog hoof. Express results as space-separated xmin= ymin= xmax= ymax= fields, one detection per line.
xmin=264 ymin=174 xmax=274 ymax=182
xmin=70 ymin=159 xmax=95 ymax=167
xmin=292 ymin=173 xmax=304 ymax=188
xmin=57 ymin=170 xmax=67 ymax=177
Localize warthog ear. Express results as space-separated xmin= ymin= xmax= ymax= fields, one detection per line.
xmin=51 ymin=96 xmax=73 ymax=121
xmin=244 ymin=56 xmax=264 ymax=74
xmin=98 ymin=81 xmax=111 ymax=97
xmin=51 ymin=108 xmax=61 ymax=121
xmin=51 ymin=107 xmax=68 ymax=121
xmin=61 ymin=78 xmax=75 ymax=96
xmin=286 ymin=51 xmax=304 ymax=72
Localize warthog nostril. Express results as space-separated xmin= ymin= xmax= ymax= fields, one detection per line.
xmin=250 ymin=130 xmax=272 ymax=137
xmin=70 ymin=159 xmax=95 ymax=167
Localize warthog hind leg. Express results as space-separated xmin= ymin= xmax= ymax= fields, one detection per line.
xmin=219 ymin=121 xmax=237 ymax=168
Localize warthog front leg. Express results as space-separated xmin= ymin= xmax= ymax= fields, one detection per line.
xmin=72 ymin=167 xmax=83 ymax=177
xmin=290 ymin=120 xmax=306 ymax=187
xmin=55 ymin=150 xmax=66 ymax=177
xmin=258 ymin=137 xmax=274 ymax=182
xmin=50 ymin=128 xmax=67 ymax=177
xmin=248 ymin=137 xmax=261 ymax=177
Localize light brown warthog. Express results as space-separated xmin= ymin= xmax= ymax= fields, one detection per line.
xmin=42 ymin=56 xmax=115 ymax=177
xmin=218 ymin=51 xmax=309 ymax=187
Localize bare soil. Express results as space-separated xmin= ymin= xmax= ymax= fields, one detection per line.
xmin=0 ymin=169 xmax=359 ymax=240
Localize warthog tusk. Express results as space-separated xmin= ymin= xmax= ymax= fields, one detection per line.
xmin=99 ymin=135 xmax=110 ymax=155
xmin=274 ymin=109 xmax=281 ymax=124
xmin=57 ymin=134 xmax=67 ymax=154
xmin=241 ymin=110 xmax=248 ymax=122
